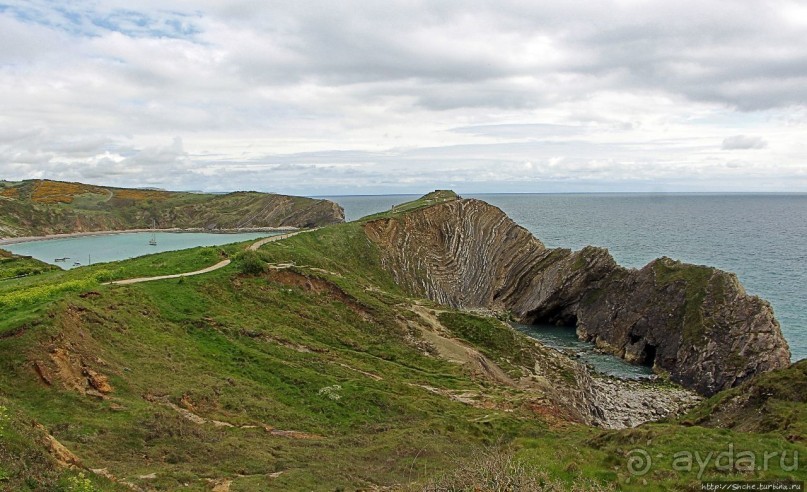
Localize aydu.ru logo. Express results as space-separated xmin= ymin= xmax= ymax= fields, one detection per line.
xmin=627 ymin=443 xmax=800 ymax=480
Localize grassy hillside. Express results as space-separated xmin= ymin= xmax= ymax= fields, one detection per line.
xmin=0 ymin=195 xmax=804 ymax=490
xmin=0 ymin=179 xmax=343 ymax=237
xmin=0 ymin=249 xmax=60 ymax=281
xmin=681 ymin=359 xmax=807 ymax=436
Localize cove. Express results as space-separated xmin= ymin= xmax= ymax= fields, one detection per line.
xmin=513 ymin=323 xmax=654 ymax=380
xmin=3 ymin=231 xmax=280 ymax=269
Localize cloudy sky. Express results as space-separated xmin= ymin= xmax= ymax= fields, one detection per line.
xmin=1 ymin=1 xmax=806 ymax=195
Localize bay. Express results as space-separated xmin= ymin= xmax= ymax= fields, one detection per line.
xmin=4 ymin=231 xmax=277 ymax=269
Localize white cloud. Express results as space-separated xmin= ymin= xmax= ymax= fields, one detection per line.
xmin=0 ymin=1 xmax=805 ymax=193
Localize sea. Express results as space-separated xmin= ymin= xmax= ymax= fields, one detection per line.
xmin=324 ymin=193 xmax=807 ymax=363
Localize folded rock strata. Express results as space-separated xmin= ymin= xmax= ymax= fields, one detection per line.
xmin=364 ymin=198 xmax=791 ymax=395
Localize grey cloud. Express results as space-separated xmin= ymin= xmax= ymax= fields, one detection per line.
xmin=451 ymin=123 xmax=585 ymax=139
xmin=203 ymin=1 xmax=807 ymax=110
xmin=722 ymin=135 xmax=768 ymax=150
xmin=1 ymin=1 xmax=806 ymax=194
xmin=5 ymin=0 xmax=807 ymax=114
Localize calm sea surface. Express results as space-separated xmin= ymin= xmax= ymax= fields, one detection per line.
xmin=325 ymin=193 xmax=807 ymax=362
xmin=4 ymin=232 xmax=276 ymax=269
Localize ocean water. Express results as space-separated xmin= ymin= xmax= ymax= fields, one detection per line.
xmin=513 ymin=323 xmax=653 ymax=379
xmin=323 ymin=194 xmax=419 ymax=222
xmin=4 ymin=231 xmax=277 ymax=269
xmin=327 ymin=193 xmax=807 ymax=362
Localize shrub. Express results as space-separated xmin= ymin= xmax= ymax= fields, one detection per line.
xmin=416 ymin=445 xmax=613 ymax=491
xmin=64 ymin=473 xmax=96 ymax=492
xmin=0 ymin=278 xmax=98 ymax=308
xmin=318 ymin=385 xmax=343 ymax=401
xmin=238 ymin=250 xmax=266 ymax=275
xmin=91 ymin=269 xmax=115 ymax=283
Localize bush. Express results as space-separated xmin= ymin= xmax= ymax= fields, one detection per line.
xmin=318 ymin=385 xmax=343 ymax=401
xmin=0 ymin=278 xmax=98 ymax=308
xmin=238 ymin=250 xmax=266 ymax=275
xmin=416 ymin=445 xmax=613 ymax=491
xmin=64 ymin=473 xmax=96 ymax=492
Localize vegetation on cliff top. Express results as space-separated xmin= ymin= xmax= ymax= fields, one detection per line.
xmin=0 ymin=192 xmax=804 ymax=490
xmin=0 ymin=179 xmax=343 ymax=237
xmin=358 ymin=189 xmax=459 ymax=222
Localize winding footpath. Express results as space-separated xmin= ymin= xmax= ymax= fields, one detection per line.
xmin=105 ymin=231 xmax=303 ymax=286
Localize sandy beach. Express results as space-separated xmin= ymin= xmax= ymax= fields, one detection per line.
xmin=0 ymin=226 xmax=299 ymax=246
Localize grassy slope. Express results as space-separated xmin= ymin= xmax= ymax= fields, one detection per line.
xmin=0 ymin=226 xmax=550 ymax=490
xmin=0 ymin=196 xmax=804 ymax=490
xmin=0 ymin=179 xmax=341 ymax=237
xmin=0 ymin=249 xmax=60 ymax=281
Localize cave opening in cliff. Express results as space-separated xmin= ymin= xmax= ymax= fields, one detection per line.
xmin=526 ymin=309 xmax=578 ymax=330
xmin=549 ymin=312 xmax=578 ymax=328
xmin=641 ymin=343 xmax=657 ymax=368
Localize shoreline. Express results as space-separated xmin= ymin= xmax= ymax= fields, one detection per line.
xmin=0 ymin=226 xmax=299 ymax=246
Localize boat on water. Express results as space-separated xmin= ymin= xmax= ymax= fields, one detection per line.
xmin=72 ymin=262 xmax=81 ymax=267
xmin=54 ymin=257 xmax=69 ymax=262
xmin=149 ymin=219 xmax=157 ymax=246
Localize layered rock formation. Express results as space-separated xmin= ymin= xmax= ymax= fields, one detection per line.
xmin=364 ymin=197 xmax=791 ymax=396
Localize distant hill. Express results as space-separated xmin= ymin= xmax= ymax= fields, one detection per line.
xmin=0 ymin=179 xmax=344 ymax=237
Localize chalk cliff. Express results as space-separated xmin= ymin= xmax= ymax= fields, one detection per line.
xmin=364 ymin=197 xmax=791 ymax=396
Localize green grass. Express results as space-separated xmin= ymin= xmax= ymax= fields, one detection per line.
xmin=0 ymin=239 xmax=261 ymax=335
xmin=651 ymin=258 xmax=715 ymax=343
xmin=358 ymin=190 xmax=459 ymax=222
xmin=0 ymin=250 xmax=60 ymax=281
xmin=437 ymin=312 xmax=537 ymax=375
xmin=518 ymin=423 xmax=805 ymax=491
xmin=0 ymin=194 xmax=805 ymax=490
xmin=680 ymin=360 xmax=807 ymax=438
xmin=0 ymin=224 xmax=550 ymax=489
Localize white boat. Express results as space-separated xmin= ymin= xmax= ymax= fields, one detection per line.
xmin=149 ymin=219 xmax=157 ymax=246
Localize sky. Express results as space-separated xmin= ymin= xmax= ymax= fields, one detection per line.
xmin=0 ymin=0 xmax=806 ymax=196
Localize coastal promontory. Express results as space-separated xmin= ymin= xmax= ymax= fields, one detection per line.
xmin=364 ymin=193 xmax=791 ymax=395
xmin=0 ymin=179 xmax=344 ymax=238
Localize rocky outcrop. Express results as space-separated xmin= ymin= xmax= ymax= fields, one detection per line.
xmin=364 ymin=198 xmax=791 ymax=396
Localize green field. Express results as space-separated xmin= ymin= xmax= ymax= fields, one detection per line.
xmin=0 ymin=195 xmax=804 ymax=491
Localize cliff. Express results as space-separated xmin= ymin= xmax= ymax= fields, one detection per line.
xmin=0 ymin=179 xmax=344 ymax=237
xmin=364 ymin=197 xmax=791 ymax=396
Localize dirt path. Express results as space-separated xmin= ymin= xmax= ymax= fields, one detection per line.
xmin=105 ymin=259 xmax=233 ymax=285
xmin=408 ymin=304 xmax=516 ymax=386
xmin=247 ymin=231 xmax=297 ymax=251
xmin=105 ymin=231 xmax=306 ymax=286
